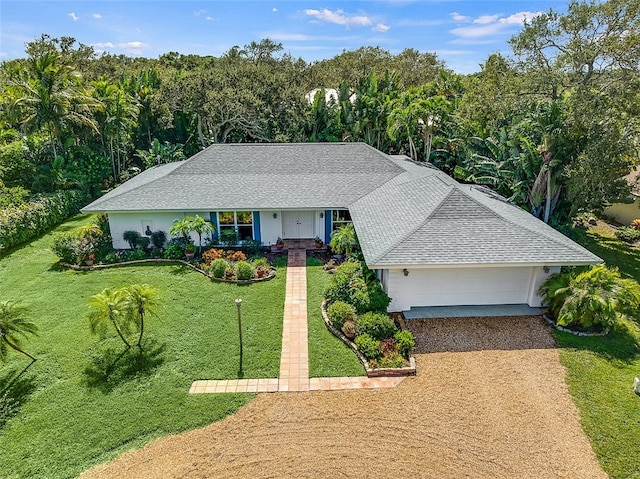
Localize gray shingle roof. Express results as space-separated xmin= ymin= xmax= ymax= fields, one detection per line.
xmin=350 ymin=162 xmax=601 ymax=266
xmin=82 ymin=143 xmax=402 ymax=211
xmin=82 ymin=143 xmax=601 ymax=266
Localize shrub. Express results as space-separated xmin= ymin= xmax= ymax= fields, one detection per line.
xmin=226 ymin=250 xmax=247 ymax=262
xmin=615 ymin=226 xmax=640 ymax=243
xmin=150 ymin=230 xmax=167 ymax=249
xmin=136 ymin=237 xmax=150 ymax=250
xmin=51 ymin=233 xmax=79 ymax=264
xmin=539 ymin=264 xmax=640 ymax=329
xmin=211 ymin=258 xmax=228 ymax=278
xmin=357 ymin=312 xmax=397 ymax=341
xmin=324 ymin=260 xmax=362 ymax=304
xmin=354 ymin=333 xmax=381 ymax=360
xmin=202 ymin=248 xmax=224 ymax=265
xmin=361 ymin=280 xmax=391 ymax=312
xmin=220 ymin=229 xmax=239 ymax=246
xmin=163 ymin=243 xmax=183 ymax=259
xmin=235 ymin=261 xmax=254 ymax=280
xmin=374 ymin=353 xmax=405 ymax=369
xmin=253 ymin=257 xmax=269 ymax=268
xmin=151 ymin=247 xmax=162 ymax=258
xmin=224 ymin=265 xmax=235 ymax=280
xmin=242 ymin=238 xmax=263 ymax=257
xmin=0 ymin=190 xmax=87 ymax=253
xmin=394 ymin=330 xmax=415 ymax=358
xmin=327 ymin=301 xmax=356 ymax=330
xmin=123 ymin=249 xmax=148 ymax=261
xmin=123 ymin=230 xmax=141 ymax=249
xmin=324 ymin=259 xmax=390 ymax=313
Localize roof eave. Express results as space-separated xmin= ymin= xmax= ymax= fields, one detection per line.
xmin=366 ymin=259 xmax=603 ymax=269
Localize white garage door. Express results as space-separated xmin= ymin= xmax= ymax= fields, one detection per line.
xmin=389 ymin=267 xmax=534 ymax=310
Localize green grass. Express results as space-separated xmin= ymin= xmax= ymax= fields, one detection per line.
xmin=555 ymin=226 xmax=640 ymax=479
xmin=0 ymin=215 xmax=286 ymax=479
xmin=306 ymin=265 xmax=364 ymax=377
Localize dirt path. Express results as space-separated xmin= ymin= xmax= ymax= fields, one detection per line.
xmin=81 ymin=316 xmax=606 ymax=479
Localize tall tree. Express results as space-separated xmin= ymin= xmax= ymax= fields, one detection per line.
xmin=6 ymin=42 xmax=98 ymax=161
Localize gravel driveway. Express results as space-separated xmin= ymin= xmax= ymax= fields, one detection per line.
xmin=81 ymin=316 xmax=606 ymax=479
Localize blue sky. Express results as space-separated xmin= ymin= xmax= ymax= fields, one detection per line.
xmin=1 ymin=0 xmax=567 ymax=73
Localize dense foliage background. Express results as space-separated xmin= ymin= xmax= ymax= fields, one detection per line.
xmin=1 ymin=0 xmax=638 ymax=232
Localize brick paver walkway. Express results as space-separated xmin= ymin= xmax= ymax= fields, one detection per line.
xmin=190 ymin=247 xmax=404 ymax=394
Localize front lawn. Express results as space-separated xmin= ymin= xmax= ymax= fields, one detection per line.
xmin=0 ymin=215 xmax=285 ymax=479
xmin=306 ymin=260 xmax=364 ymax=377
xmin=557 ymin=226 xmax=640 ymax=479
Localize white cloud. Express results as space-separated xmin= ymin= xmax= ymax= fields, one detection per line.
xmin=194 ymin=9 xmax=206 ymax=17
xmin=68 ymin=12 xmax=79 ymax=22
xmin=499 ymin=11 xmax=541 ymax=25
xmin=474 ymin=15 xmax=499 ymax=25
xmin=373 ymin=23 xmax=390 ymax=33
xmin=92 ymin=13 xmax=102 ymax=20
xmin=273 ymin=8 xmax=278 ymax=12
xmin=304 ymin=8 xmax=372 ymax=27
xmin=450 ymin=12 xmax=470 ymax=23
xmin=449 ymin=11 xmax=543 ymax=40
xmin=91 ymin=41 xmax=151 ymax=56
xmin=93 ymin=42 xmax=114 ymax=49
xmin=206 ymin=16 xmax=214 ymax=21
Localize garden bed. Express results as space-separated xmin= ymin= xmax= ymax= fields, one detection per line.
xmin=321 ymin=300 xmax=416 ymax=377
xmin=60 ymin=258 xmax=276 ymax=284
xmin=542 ymin=312 xmax=610 ymax=337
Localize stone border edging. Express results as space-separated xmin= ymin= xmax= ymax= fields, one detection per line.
xmin=321 ymin=300 xmax=416 ymax=377
xmin=543 ymin=313 xmax=610 ymax=337
xmin=59 ymin=259 xmax=276 ymax=284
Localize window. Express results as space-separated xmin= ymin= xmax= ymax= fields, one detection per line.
xmin=332 ymin=210 xmax=352 ymax=231
xmin=217 ymin=211 xmax=253 ymax=243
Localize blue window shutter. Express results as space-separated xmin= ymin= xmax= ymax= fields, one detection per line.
xmin=253 ymin=211 xmax=261 ymax=242
xmin=210 ymin=212 xmax=218 ymax=242
xmin=324 ymin=210 xmax=332 ymax=244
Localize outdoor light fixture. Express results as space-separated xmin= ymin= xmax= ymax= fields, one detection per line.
xmin=403 ymin=268 xmax=409 ymax=277
xmin=543 ymin=266 xmax=550 ymax=273
xmin=273 ymin=213 xmax=277 ymax=218
xmin=320 ymin=212 xmax=324 ymax=218
xmin=144 ymin=225 xmax=152 ymax=236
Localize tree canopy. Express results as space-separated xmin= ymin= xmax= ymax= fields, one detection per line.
xmin=1 ymin=0 xmax=639 ymax=223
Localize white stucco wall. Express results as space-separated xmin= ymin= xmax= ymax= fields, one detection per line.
xmin=108 ymin=209 xmax=327 ymax=249
xmin=259 ymin=210 xmax=282 ymax=246
xmin=108 ymin=211 xmax=209 ymax=249
xmin=385 ymin=265 xmax=557 ymax=311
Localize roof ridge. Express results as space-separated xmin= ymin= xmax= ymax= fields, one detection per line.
xmin=368 ymin=183 xmax=458 ymax=264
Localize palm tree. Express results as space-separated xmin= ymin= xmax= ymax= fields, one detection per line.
xmin=88 ymin=287 xmax=132 ymax=348
xmin=123 ymin=284 xmax=160 ymax=347
xmin=0 ymin=301 xmax=38 ymax=363
xmin=169 ymin=217 xmax=193 ymax=245
xmin=329 ymin=223 xmax=359 ymax=257
xmin=539 ymin=265 xmax=640 ymax=329
xmin=7 ymin=49 xmax=98 ymax=161
xmin=189 ymin=215 xmax=215 ymax=255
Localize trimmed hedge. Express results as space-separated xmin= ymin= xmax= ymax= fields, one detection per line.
xmin=0 ymin=189 xmax=87 ymax=253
